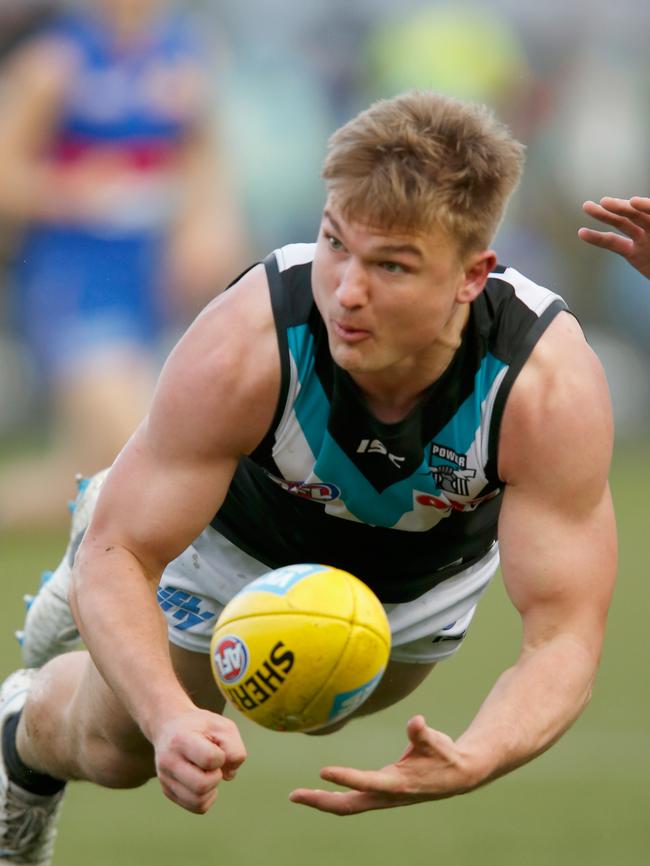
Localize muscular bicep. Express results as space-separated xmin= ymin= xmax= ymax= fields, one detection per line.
xmin=81 ymin=266 xmax=279 ymax=578
xmin=497 ymin=314 xmax=617 ymax=657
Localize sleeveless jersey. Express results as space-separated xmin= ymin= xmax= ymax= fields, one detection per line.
xmin=44 ymin=8 xmax=206 ymax=233
xmin=11 ymin=7 xmax=207 ymax=374
xmin=211 ymin=244 xmax=568 ymax=603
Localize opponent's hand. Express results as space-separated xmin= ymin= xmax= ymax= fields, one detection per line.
xmin=153 ymin=708 xmax=247 ymax=813
xmin=289 ymin=715 xmax=478 ymax=815
xmin=578 ymin=196 xmax=650 ymax=279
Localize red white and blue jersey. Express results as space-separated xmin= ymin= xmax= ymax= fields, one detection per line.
xmin=211 ymin=244 xmax=569 ymax=603
xmin=11 ymin=7 xmax=208 ymax=375
xmin=44 ymin=6 xmax=206 ymax=233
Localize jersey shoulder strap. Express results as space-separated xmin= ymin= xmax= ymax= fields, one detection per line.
xmin=479 ymin=265 xmax=570 ymax=482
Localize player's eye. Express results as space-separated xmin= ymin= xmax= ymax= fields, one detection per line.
xmin=381 ymin=261 xmax=407 ymax=274
xmin=325 ymin=233 xmax=344 ymax=252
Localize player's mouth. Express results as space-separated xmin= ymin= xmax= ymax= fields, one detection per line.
xmin=331 ymin=320 xmax=371 ymax=343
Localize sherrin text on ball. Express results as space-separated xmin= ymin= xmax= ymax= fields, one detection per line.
xmin=210 ymin=564 xmax=391 ymax=732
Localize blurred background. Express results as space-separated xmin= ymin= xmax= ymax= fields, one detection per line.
xmin=0 ymin=0 xmax=648 ymax=863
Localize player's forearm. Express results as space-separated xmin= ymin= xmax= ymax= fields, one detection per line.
xmin=455 ymin=632 xmax=599 ymax=789
xmin=70 ymin=544 xmax=195 ymax=742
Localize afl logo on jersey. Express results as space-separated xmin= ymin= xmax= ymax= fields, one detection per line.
xmin=213 ymin=635 xmax=249 ymax=685
xmin=265 ymin=472 xmax=341 ymax=502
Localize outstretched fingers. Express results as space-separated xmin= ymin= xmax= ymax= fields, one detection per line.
xmin=581 ymin=200 xmax=640 ymax=236
xmin=601 ymin=196 xmax=650 ymax=226
xmin=577 ymin=227 xmax=633 ymax=257
xmin=629 ymin=196 xmax=650 ymax=216
xmin=289 ymin=786 xmax=402 ymax=815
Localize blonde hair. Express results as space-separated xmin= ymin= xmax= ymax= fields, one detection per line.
xmin=322 ymin=90 xmax=525 ymax=255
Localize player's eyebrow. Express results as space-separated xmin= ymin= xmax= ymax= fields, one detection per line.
xmin=323 ymin=210 xmax=423 ymax=259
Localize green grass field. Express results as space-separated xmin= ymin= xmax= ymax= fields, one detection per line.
xmin=1 ymin=443 xmax=648 ymax=866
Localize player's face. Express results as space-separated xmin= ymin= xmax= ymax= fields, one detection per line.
xmin=311 ymin=201 xmax=490 ymax=379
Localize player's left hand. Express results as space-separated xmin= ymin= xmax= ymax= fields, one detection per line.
xmin=289 ymin=715 xmax=478 ymax=815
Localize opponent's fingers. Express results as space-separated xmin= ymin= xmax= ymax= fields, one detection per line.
xmin=581 ymin=201 xmax=640 ymax=236
xmin=629 ymin=196 xmax=650 ymax=215
xmin=577 ymin=227 xmax=634 ymax=256
xmin=594 ymin=197 xmax=650 ymax=233
xmin=600 ymin=196 xmax=650 ymax=221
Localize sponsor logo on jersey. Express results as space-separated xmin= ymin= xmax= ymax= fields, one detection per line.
xmin=415 ymin=489 xmax=500 ymax=513
xmin=223 ymin=641 xmax=295 ymax=712
xmin=357 ymin=438 xmax=405 ymax=469
xmin=213 ymin=635 xmax=249 ymax=685
xmin=157 ymin=586 xmax=216 ymax=631
xmin=265 ymin=471 xmax=341 ymax=502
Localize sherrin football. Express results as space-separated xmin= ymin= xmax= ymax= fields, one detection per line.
xmin=209 ymin=564 xmax=391 ymax=732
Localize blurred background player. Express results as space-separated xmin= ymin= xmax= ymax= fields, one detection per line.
xmin=579 ymin=196 xmax=650 ymax=280
xmin=0 ymin=0 xmax=60 ymax=60
xmin=0 ymin=0 xmax=248 ymax=529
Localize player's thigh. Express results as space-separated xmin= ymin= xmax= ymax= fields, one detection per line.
xmin=67 ymin=646 xmax=224 ymax=783
xmin=74 ymin=643 xmax=225 ymax=736
xmin=73 ymin=645 xmax=224 ymax=736
xmin=169 ymin=642 xmax=226 ymax=714
xmin=69 ymin=651 xmax=152 ymax=755
xmin=308 ymin=660 xmax=436 ymax=734
xmin=353 ymin=659 xmax=436 ymax=717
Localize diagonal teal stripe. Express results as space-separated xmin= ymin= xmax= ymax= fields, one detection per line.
xmin=287 ymin=331 xmax=508 ymax=527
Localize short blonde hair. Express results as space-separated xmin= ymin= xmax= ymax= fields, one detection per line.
xmin=322 ymin=90 xmax=525 ymax=255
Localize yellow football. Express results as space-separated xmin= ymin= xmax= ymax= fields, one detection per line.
xmin=209 ymin=564 xmax=391 ymax=732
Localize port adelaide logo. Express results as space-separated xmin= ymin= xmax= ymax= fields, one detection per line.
xmin=427 ymin=443 xmax=476 ymax=495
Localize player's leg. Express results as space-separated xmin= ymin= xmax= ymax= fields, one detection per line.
xmin=1 ymin=643 xmax=222 ymax=863
xmin=0 ymin=652 xmax=151 ymax=866
xmin=169 ymin=643 xmax=225 ymax=714
xmin=14 ymin=652 xmax=154 ymax=789
xmin=16 ymin=645 xmax=225 ymax=786
xmin=19 ymin=469 xmax=109 ymax=668
xmin=312 ymin=545 xmax=500 ymax=733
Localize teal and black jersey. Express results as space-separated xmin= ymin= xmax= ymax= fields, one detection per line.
xmin=211 ymin=244 xmax=569 ymax=602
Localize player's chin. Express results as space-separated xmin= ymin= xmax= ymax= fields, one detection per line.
xmin=330 ymin=343 xmax=379 ymax=374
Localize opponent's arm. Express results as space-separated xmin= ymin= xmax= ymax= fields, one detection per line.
xmin=291 ymin=312 xmax=616 ymax=814
xmin=0 ymin=39 xmax=83 ymax=223
xmin=579 ymin=196 xmax=650 ymax=278
xmin=165 ymin=116 xmax=250 ymax=317
xmin=70 ymin=265 xmax=278 ymax=809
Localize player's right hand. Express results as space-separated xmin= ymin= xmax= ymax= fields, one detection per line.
xmin=152 ymin=708 xmax=247 ymax=813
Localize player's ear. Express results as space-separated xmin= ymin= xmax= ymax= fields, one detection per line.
xmin=456 ymin=250 xmax=497 ymax=303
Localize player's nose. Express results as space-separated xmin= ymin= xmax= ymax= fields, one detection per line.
xmin=335 ymin=259 xmax=369 ymax=308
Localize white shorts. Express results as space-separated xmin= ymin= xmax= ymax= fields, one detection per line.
xmin=61 ymin=472 xmax=499 ymax=666
xmin=159 ymin=523 xmax=500 ymax=664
